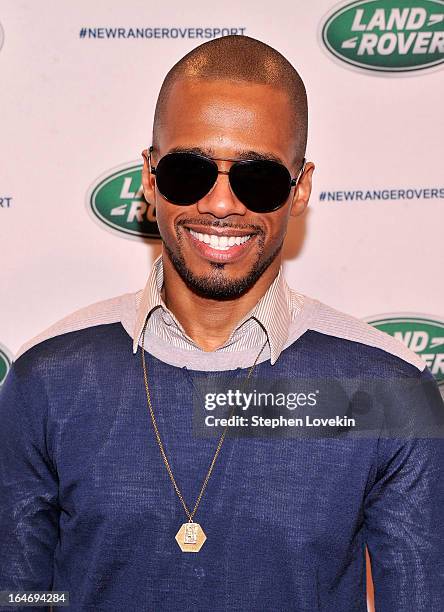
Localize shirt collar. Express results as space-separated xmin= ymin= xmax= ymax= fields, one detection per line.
xmin=132 ymin=254 xmax=292 ymax=364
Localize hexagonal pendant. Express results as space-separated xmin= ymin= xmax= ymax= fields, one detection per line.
xmin=175 ymin=522 xmax=207 ymax=552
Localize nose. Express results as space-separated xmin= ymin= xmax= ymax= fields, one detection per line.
xmin=196 ymin=165 xmax=248 ymax=218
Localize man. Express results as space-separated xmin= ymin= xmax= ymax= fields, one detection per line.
xmin=0 ymin=35 xmax=443 ymax=612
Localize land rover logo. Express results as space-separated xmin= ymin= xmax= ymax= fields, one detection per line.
xmin=0 ymin=344 xmax=12 ymax=386
xmin=87 ymin=163 xmax=160 ymax=239
xmin=321 ymin=0 xmax=444 ymax=73
xmin=366 ymin=315 xmax=444 ymax=386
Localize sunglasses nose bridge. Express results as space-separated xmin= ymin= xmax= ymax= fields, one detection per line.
xmin=197 ymin=166 xmax=247 ymax=217
xmin=203 ymin=158 xmax=231 ymax=194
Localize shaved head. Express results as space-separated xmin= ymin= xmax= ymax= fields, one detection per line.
xmin=152 ymin=35 xmax=308 ymax=163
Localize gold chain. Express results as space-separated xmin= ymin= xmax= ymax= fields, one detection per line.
xmin=140 ymin=315 xmax=267 ymax=523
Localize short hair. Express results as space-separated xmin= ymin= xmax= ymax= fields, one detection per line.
xmin=152 ymin=35 xmax=308 ymax=163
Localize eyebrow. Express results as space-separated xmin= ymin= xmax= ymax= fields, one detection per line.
xmin=166 ymin=145 xmax=285 ymax=165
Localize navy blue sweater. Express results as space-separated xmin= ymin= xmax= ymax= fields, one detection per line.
xmin=1 ymin=321 xmax=443 ymax=611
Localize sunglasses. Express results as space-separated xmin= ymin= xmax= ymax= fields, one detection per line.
xmin=147 ymin=146 xmax=306 ymax=213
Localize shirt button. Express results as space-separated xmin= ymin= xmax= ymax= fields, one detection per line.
xmin=194 ymin=567 xmax=205 ymax=578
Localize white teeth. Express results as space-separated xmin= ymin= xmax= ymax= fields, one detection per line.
xmin=188 ymin=229 xmax=251 ymax=250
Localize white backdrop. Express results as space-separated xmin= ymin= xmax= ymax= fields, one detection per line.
xmin=1 ymin=0 xmax=443 ymax=608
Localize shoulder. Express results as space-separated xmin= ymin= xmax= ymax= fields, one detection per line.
xmin=287 ymin=290 xmax=426 ymax=376
xmin=14 ymin=289 xmax=142 ymax=364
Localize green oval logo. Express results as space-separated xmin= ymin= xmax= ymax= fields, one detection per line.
xmin=0 ymin=343 xmax=12 ymax=386
xmin=88 ymin=163 xmax=160 ymax=239
xmin=366 ymin=315 xmax=444 ymax=386
xmin=321 ymin=0 xmax=444 ymax=73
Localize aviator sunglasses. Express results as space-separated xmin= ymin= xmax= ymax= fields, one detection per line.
xmin=146 ymin=146 xmax=306 ymax=213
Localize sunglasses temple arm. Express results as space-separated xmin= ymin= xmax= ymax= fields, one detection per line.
xmin=148 ymin=145 xmax=157 ymax=175
xmin=291 ymin=157 xmax=307 ymax=187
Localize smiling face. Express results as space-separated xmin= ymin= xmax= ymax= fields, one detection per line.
xmin=143 ymin=77 xmax=314 ymax=300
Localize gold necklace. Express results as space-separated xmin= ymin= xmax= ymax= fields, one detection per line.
xmin=140 ymin=315 xmax=267 ymax=553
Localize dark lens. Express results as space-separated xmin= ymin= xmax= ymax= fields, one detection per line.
xmin=155 ymin=152 xmax=218 ymax=205
xmin=229 ymin=160 xmax=292 ymax=213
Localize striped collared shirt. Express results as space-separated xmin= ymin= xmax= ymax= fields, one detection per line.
xmin=132 ymin=254 xmax=301 ymax=365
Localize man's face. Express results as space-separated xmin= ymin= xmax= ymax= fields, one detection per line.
xmin=143 ymin=78 xmax=313 ymax=299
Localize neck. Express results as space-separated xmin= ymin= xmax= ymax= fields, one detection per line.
xmin=160 ymin=254 xmax=280 ymax=351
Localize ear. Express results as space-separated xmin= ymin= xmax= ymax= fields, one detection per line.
xmin=141 ymin=148 xmax=156 ymax=204
xmin=290 ymin=161 xmax=315 ymax=217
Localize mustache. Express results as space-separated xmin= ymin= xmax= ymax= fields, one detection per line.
xmin=177 ymin=217 xmax=265 ymax=234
